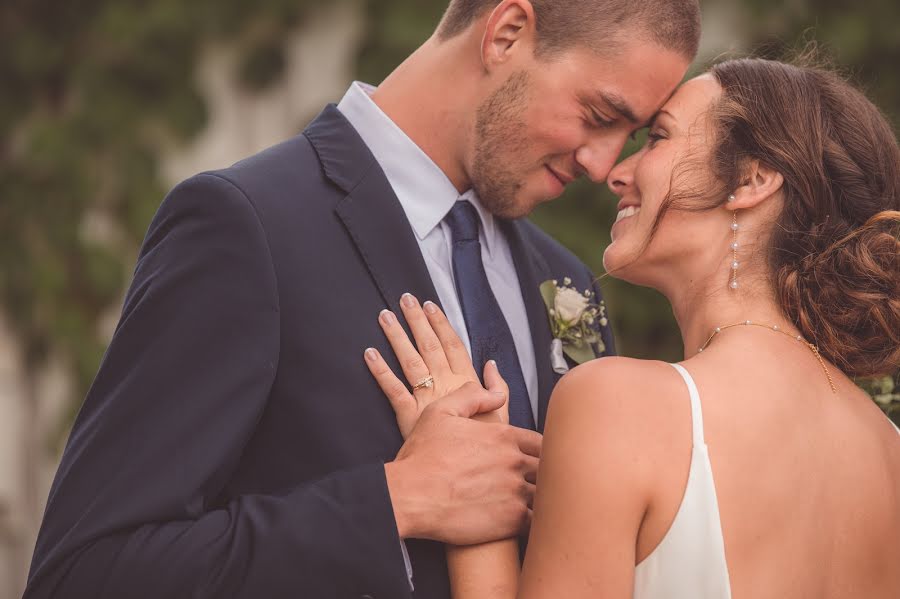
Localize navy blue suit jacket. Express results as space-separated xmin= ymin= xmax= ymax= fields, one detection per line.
xmin=25 ymin=106 xmax=615 ymax=599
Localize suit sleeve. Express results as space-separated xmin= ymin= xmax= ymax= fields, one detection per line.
xmin=24 ymin=173 xmax=413 ymax=599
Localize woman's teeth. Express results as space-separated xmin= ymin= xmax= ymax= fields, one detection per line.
xmin=615 ymin=206 xmax=641 ymax=223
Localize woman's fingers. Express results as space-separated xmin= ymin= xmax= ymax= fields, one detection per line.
xmin=513 ymin=427 xmax=543 ymax=460
xmin=364 ymin=347 xmax=416 ymax=438
xmin=483 ymin=359 xmax=511 ymax=424
xmin=398 ymin=294 xmax=451 ymax=375
xmin=379 ymin=308 xmax=433 ymax=390
xmin=422 ymin=300 xmax=478 ymax=378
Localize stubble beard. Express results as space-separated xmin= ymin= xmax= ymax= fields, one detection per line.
xmin=471 ymin=70 xmax=534 ymax=220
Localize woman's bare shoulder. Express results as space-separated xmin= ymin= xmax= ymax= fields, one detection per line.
xmin=536 ymin=358 xmax=696 ymax=548
xmin=549 ymin=357 xmax=687 ymax=415
xmin=544 ymin=357 xmax=693 ymax=457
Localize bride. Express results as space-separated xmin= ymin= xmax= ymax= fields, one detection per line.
xmin=364 ymin=57 xmax=900 ymax=598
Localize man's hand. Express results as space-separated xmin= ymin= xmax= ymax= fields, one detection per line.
xmin=384 ymin=382 xmax=541 ymax=546
xmin=367 ymin=293 xmax=538 ymax=544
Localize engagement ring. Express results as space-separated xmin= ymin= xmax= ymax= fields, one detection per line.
xmin=412 ymin=375 xmax=434 ymax=391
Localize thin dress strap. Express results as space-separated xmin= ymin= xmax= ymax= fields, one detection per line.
xmin=670 ymin=363 xmax=706 ymax=446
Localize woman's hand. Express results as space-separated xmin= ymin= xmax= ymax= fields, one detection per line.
xmin=365 ymin=293 xmax=510 ymax=438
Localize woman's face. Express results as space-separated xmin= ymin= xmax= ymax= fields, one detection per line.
xmin=603 ymin=75 xmax=729 ymax=291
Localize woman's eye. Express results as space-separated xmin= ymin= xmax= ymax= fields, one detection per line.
xmin=647 ymin=131 xmax=666 ymax=147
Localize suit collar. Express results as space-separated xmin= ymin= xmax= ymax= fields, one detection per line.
xmin=334 ymin=85 xmax=502 ymax=259
xmin=305 ymin=105 xmax=440 ymax=313
xmin=335 ymin=82 xmax=458 ymax=241
xmin=304 ymin=104 xmax=378 ymax=194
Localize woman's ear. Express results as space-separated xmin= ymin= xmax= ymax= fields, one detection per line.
xmin=728 ymin=159 xmax=784 ymax=210
xmin=480 ymin=0 xmax=536 ymax=72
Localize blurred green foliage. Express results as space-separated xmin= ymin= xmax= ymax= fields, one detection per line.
xmin=1 ymin=0 xmax=897 ymax=431
xmin=0 ymin=0 xmax=317 ymax=410
xmin=862 ymin=377 xmax=900 ymax=423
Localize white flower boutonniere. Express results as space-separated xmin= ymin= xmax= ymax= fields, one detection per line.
xmin=540 ymin=278 xmax=608 ymax=374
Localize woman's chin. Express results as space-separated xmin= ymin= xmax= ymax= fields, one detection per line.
xmin=602 ymin=242 xmax=631 ymax=274
xmin=600 ymin=249 xmax=626 ymax=282
xmin=602 ymin=244 xmax=651 ymax=287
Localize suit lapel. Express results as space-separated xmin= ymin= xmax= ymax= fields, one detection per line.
xmin=336 ymin=171 xmax=439 ymax=309
xmin=306 ymin=106 xmax=449 ymax=597
xmin=307 ymin=106 xmax=558 ymax=431
xmin=501 ymin=220 xmax=557 ymax=432
xmin=305 ymin=105 xmax=439 ymax=311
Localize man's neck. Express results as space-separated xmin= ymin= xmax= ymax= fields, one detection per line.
xmin=370 ymin=36 xmax=475 ymax=194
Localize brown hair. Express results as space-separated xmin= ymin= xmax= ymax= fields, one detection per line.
xmin=436 ymin=0 xmax=701 ymax=59
xmin=661 ymin=57 xmax=900 ymax=377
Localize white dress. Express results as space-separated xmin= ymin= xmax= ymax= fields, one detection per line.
xmin=632 ymin=363 xmax=900 ymax=599
xmin=633 ymin=363 xmax=733 ymax=599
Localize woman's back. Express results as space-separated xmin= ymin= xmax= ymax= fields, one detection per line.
xmin=640 ymin=330 xmax=900 ymax=598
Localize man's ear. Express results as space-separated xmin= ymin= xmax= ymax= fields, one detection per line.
xmin=728 ymin=159 xmax=785 ymax=210
xmin=480 ymin=0 xmax=536 ymax=71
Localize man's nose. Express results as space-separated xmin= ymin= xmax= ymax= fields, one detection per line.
xmin=574 ymin=136 xmax=628 ymax=184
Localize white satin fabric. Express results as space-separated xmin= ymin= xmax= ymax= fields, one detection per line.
xmin=633 ymin=364 xmax=733 ymax=599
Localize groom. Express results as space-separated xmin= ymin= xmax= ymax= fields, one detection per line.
xmin=26 ymin=1 xmax=698 ymax=597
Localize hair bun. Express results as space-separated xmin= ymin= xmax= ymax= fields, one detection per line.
xmin=779 ymin=210 xmax=900 ymax=378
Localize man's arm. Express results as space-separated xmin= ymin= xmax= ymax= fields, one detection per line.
xmin=25 ymin=174 xmax=413 ymax=599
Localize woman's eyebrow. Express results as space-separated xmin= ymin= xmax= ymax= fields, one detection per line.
xmin=650 ymin=109 xmax=676 ymax=127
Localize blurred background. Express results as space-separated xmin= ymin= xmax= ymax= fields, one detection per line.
xmin=0 ymin=0 xmax=898 ymax=596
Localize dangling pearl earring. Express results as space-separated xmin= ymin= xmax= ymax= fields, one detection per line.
xmin=727 ymin=194 xmax=739 ymax=290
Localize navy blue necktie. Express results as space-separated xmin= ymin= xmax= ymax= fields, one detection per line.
xmin=444 ymin=201 xmax=536 ymax=430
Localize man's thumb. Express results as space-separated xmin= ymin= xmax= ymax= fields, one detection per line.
xmin=441 ymin=381 xmax=505 ymax=418
xmin=483 ymin=359 xmax=509 ymax=400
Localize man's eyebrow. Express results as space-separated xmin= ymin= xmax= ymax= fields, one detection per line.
xmin=596 ymin=90 xmax=641 ymax=125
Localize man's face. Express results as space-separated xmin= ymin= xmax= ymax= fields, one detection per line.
xmin=468 ymin=41 xmax=690 ymax=219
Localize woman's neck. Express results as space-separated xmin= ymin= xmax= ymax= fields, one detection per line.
xmin=668 ymin=275 xmax=792 ymax=359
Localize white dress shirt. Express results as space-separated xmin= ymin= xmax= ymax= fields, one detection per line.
xmin=336 ymin=82 xmax=539 ymax=589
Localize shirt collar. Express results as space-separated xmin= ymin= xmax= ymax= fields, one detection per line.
xmin=336 ymin=81 xmax=499 ymax=257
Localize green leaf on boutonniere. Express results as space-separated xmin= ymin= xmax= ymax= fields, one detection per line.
xmin=563 ymin=338 xmax=597 ymax=365
xmin=540 ymin=280 xmax=557 ymax=311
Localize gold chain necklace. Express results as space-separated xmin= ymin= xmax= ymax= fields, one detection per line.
xmin=697 ymin=320 xmax=837 ymax=394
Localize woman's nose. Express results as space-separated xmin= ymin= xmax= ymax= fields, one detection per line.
xmin=607 ymin=152 xmax=637 ymax=197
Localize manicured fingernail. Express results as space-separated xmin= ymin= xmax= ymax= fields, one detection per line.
xmin=488 ymin=359 xmax=497 ymax=368
xmin=401 ymin=293 xmax=417 ymax=308
xmin=365 ymin=348 xmax=379 ymax=362
xmin=380 ymin=310 xmax=395 ymax=326
xmin=423 ymin=301 xmax=438 ymax=314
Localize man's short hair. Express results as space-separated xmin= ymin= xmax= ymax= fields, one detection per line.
xmin=437 ymin=0 xmax=701 ymax=60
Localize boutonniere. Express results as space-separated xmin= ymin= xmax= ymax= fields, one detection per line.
xmin=540 ymin=278 xmax=608 ymax=374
